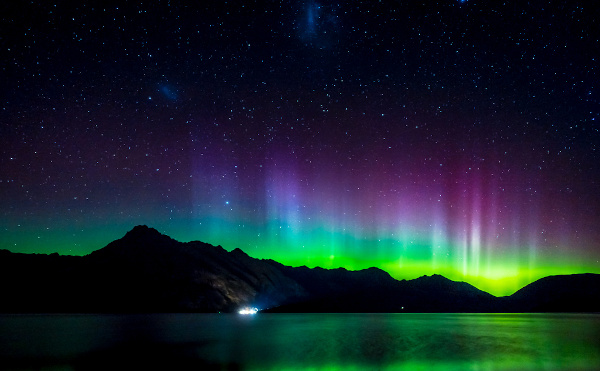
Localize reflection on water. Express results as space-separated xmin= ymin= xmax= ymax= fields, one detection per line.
xmin=1 ymin=313 xmax=599 ymax=370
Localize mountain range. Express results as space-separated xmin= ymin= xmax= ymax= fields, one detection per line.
xmin=1 ymin=225 xmax=598 ymax=313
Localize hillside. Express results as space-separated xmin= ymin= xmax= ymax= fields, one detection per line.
xmin=1 ymin=226 xmax=598 ymax=313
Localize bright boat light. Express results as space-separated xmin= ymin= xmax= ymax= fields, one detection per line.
xmin=238 ymin=307 xmax=258 ymax=315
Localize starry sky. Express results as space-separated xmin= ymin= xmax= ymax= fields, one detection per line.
xmin=1 ymin=0 xmax=599 ymax=295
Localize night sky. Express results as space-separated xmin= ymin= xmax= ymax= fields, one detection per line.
xmin=1 ymin=0 xmax=599 ymax=295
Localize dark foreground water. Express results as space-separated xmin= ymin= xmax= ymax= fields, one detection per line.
xmin=1 ymin=313 xmax=599 ymax=370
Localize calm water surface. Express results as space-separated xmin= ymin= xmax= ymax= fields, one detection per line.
xmin=1 ymin=313 xmax=599 ymax=370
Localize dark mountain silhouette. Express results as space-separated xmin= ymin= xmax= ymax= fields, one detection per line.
xmin=0 ymin=225 xmax=598 ymax=313
xmin=260 ymin=262 xmax=502 ymax=312
xmin=504 ymin=273 xmax=600 ymax=312
xmin=0 ymin=226 xmax=306 ymax=312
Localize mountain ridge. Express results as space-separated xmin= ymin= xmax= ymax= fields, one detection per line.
xmin=0 ymin=225 xmax=598 ymax=313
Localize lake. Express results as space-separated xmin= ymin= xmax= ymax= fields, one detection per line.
xmin=1 ymin=313 xmax=599 ymax=370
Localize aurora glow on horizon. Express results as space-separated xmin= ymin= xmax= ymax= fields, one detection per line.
xmin=1 ymin=1 xmax=599 ymax=296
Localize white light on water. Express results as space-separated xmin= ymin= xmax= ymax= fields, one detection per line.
xmin=238 ymin=307 xmax=258 ymax=315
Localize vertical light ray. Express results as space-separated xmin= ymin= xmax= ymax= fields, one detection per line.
xmin=456 ymin=175 xmax=470 ymax=278
xmin=460 ymin=231 xmax=469 ymax=277
xmin=527 ymin=206 xmax=540 ymax=283
xmin=483 ymin=180 xmax=499 ymax=278
xmin=469 ymin=173 xmax=482 ymax=277
xmin=431 ymin=204 xmax=447 ymax=271
xmin=265 ymin=156 xmax=304 ymax=259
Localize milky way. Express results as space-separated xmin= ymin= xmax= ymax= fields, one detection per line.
xmin=1 ymin=1 xmax=599 ymax=295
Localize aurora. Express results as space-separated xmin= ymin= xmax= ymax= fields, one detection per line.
xmin=1 ymin=1 xmax=599 ymax=297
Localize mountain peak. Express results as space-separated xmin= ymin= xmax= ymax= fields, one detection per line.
xmin=121 ymin=225 xmax=175 ymax=244
xmin=414 ymin=274 xmax=449 ymax=282
xmin=87 ymin=225 xmax=177 ymax=259
xmin=126 ymin=225 xmax=162 ymax=237
xmin=231 ymin=247 xmax=248 ymax=257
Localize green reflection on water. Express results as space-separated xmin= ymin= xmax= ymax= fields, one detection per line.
xmin=200 ymin=313 xmax=600 ymax=371
xmin=1 ymin=313 xmax=599 ymax=371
